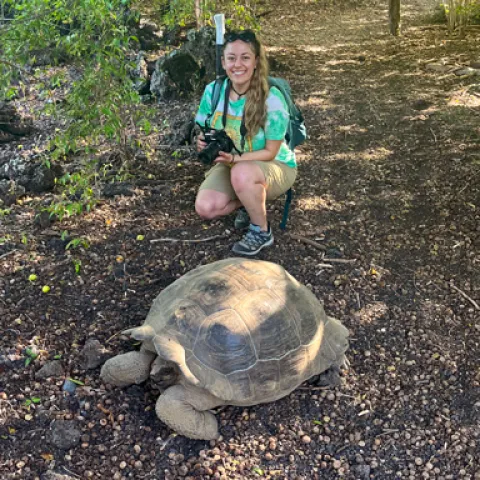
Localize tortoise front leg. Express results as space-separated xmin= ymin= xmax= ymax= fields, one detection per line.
xmin=100 ymin=349 xmax=156 ymax=387
xmin=155 ymin=384 xmax=223 ymax=440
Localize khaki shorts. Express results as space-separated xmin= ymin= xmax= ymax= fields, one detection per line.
xmin=199 ymin=160 xmax=297 ymax=201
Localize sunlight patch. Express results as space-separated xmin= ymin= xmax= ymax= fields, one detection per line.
xmin=336 ymin=125 xmax=368 ymax=134
xmin=353 ymin=302 xmax=389 ymax=325
xmin=448 ymin=90 xmax=480 ymax=108
xmin=303 ymin=96 xmax=335 ymax=107
xmin=328 ymin=147 xmax=393 ymax=163
xmin=296 ymin=45 xmax=329 ymax=53
xmin=296 ymin=195 xmax=342 ymax=212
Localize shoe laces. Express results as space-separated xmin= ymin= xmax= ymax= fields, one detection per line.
xmin=242 ymin=225 xmax=269 ymax=246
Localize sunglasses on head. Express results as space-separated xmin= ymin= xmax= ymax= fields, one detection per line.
xmin=224 ymin=30 xmax=257 ymax=44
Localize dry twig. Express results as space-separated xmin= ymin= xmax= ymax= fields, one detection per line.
xmin=451 ymin=284 xmax=480 ymax=310
xmin=150 ymin=234 xmax=227 ymax=244
xmin=322 ymin=257 xmax=356 ymax=264
xmin=287 ymin=233 xmax=327 ymax=250
xmin=0 ymin=249 xmax=18 ymax=261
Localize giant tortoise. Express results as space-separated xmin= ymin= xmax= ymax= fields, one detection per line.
xmin=100 ymin=258 xmax=349 ymax=440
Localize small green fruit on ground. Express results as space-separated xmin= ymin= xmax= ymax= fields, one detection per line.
xmin=28 ymin=274 xmax=38 ymax=282
xmin=42 ymin=285 xmax=51 ymax=293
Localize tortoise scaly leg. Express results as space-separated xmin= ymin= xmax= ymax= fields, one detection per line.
xmin=100 ymin=349 xmax=156 ymax=387
xmin=155 ymin=384 xmax=223 ymax=440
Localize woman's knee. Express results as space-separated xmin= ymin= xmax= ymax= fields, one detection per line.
xmin=195 ymin=197 xmax=218 ymax=219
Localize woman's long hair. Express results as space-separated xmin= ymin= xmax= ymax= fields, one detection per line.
xmin=223 ymin=31 xmax=269 ymax=141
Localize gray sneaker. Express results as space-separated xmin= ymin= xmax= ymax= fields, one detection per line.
xmin=234 ymin=207 xmax=250 ymax=230
xmin=231 ymin=223 xmax=274 ymax=256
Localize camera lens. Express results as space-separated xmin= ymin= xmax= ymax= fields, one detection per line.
xmin=198 ymin=143 xmax=221 ymax=165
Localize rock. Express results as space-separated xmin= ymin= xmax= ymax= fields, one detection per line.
xmin=425 ymin=63 xmax=452 ymax=73
xmin=78 ymin=339 xmax=108 ymax=370
xmin=151 ymin=51 xmax=201 ymax=99
xmin=0 ymin=179 xmax=26 ymax=206
xmin=0 ymin=353 xmax=24 ymax=372
xmin=41 ymin=471 xmax=75 ymax=480
xmin=0 ymin=130 xmax=16 ymax=144
xmin=135 ymin=20 xmax=163 ymax=51
xmin=353 ymin=464 xmax=371 ymax=479
xmin=25 ymin=163 xmax=58 ymax=193
xmin=183 ymin=26 xmax=216 ymax=81
xmin=412 ymin=99 xmax=432 ymax=111
xmin=0 ymin=101 xmax=33 ymax=139
xmin=470 ymin=60 xmax=480 ymax=69
xmin=102 ymin=182 xmax=134 ymax=198
xmin=150 ymin=26 xmax=216 ymax=99
xmin=0 ymin=158 xmax=63 ymax=194
xmin=163 ymin=24 xmax=183 ymax=46
xmin=34 ymin=210 xmax=56 ymax=229
xmin=453 ymin=67 xmax=480 ymax=77
xmin=50 ymin=420 xmax=81 ymax=449
xmin=129 ymin=51 xmax=150 ymax=94
xmin=35 ymin=360 xmax=64 ymax=380
xmin=165 ymin=116 xmax=195 ymax=147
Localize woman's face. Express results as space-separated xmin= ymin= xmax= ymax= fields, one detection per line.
xmin=222 ymin=40 xmax=257 ymax=88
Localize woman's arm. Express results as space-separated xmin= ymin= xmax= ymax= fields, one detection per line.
xmin=215 ymin=139 xmax=282 ymax=165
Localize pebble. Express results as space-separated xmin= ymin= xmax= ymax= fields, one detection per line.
xmin=302 ymin=435 xmax=311 ymax=444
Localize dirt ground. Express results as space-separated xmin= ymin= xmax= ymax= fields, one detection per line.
xmin=1 ymin=0 xmax=479 ymax=479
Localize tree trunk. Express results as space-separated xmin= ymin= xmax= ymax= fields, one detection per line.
xmin=448 ymin=0 xmax=456 ymax=32
xmin=389 ymin=0 xmax=401 ymax=36
xmin=194 ymin=0 xmax=203 ymax=28
xmin=458 ymin=0 xmax=471 ymax=37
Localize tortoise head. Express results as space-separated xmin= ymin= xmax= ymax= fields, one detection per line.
xmin=150 ymin=356 xmax=179 ymax=392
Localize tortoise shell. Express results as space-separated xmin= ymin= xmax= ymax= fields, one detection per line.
xmin=128 ymin=258 xmax=348 ymax=405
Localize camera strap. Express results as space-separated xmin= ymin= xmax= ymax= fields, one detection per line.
xmin=223 ymin=81 xmax=247 ymax=152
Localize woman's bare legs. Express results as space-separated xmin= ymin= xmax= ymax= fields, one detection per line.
xmin=195 ymin=189 xmax=241 ymax=220
xmin=230 ymin=162 xmax=268 ymax=231
xmin=195 ymin=162 xmax=268 ymax=232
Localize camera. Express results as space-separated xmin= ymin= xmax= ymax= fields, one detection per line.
xmin=198 ymin=128 xmax=236 ymax=166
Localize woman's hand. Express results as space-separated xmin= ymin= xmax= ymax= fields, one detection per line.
xmin=196 ymin=134 xmax=207 ymax=153
xmin=214 ymin=151 xmax=236 ymax=166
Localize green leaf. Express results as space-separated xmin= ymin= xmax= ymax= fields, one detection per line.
xmin=25 ymin=348 xmax=38 ymax=359
xmin=67 ymin=378 xmax=85 ymax=386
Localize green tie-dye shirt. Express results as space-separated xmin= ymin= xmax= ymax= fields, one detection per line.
xmin=195 ymin=79 xmax=297 ymax=168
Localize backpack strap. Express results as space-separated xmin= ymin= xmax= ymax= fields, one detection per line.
xmin=221 ymin=79 xmax=248 ymax=151
xmin=222 ymin=80 xmax=230 ymax=130
xmin=206 ymin=76 xmax=227 ymax=129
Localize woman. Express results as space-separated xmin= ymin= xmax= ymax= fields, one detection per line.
xmin=195 ymin=30 xmax=297 ymax=255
